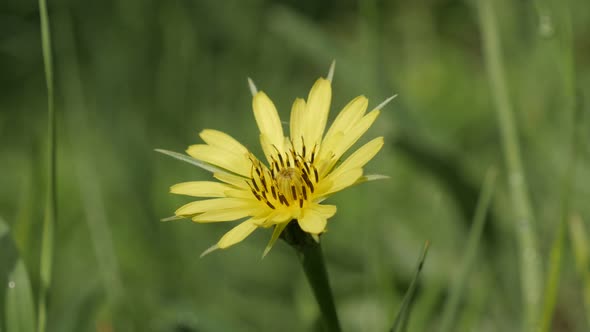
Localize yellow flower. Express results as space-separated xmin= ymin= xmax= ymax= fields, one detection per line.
xmin=161 ymin=63 xmax=394 ymax=256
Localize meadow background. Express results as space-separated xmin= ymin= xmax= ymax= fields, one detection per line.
xmin=1 ymin=0 xmax=590 ymax=331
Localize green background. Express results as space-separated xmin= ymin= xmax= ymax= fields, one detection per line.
xmin=1 ymin=0 xmax=590 ymax=331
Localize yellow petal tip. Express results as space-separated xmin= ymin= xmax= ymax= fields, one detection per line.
xmin=374 ymin=94 xmax=397 ymax=111
xmin=200 ymin=244 xmax=219 ymax=258
xmin=327 ymin=60 xmax=336 ymax=82
xmin=247 ymin=77 xmax=258 ymax=96
xmin=161 ymin=215 xmax=183 ymax=222
xmin=261 ymin=246 xmax=272 ymax=259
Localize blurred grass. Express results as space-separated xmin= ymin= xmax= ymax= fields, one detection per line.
xmin=538 ymin=44 xmax=581 ymax=331
xmin=439 ymin=167 xmax=496 ymax=332
xmin=1 ymin=218 xmax=36 ymax=332
xmin=569 ymin=215 xmax=590 ymax=329
xmin=1 ymin=0 xmax=590 ymax=331
xmin=6 ymin=261 xmax=36 ymax=332
xmin=476 ymin=0 xmax=542 ymax=329
xmin=390 ymin=241 xmax=429 ymax=332
xmin=37 ymin=0 xmax=56 ymax=330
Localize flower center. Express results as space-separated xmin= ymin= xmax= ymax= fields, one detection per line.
xmin=248 ymin=144 xmax=319 ymax=210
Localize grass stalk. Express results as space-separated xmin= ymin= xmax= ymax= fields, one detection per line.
xmin=58 ymin=11 xmax=124 ymax=304
xmin=569 ymin=215 xmax=590 ymax=329
xmin=537 ymin=70 xmax=581 ymax=332
xmin=37 ymin=0 xmax=56 ymax=331
xmin=475 ymin=0 xmax=542 ymax=330
xmin=2 ymin=218 xmax=36 ymax=332
xmin=439 ymin=167 xmax=497 ymax=332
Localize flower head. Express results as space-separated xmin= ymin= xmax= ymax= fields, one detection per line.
xmin=160 ymin=63 xmax=394 ymax=256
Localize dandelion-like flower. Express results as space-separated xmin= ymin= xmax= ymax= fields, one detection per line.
xmin=159 ymin=63 xmax=394 ymax=256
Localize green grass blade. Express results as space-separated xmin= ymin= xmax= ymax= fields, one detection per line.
xmin=569 ymin=215 xmax=590 ymax=329
xmin=1 ymin=218 xmax=36 ymax=332
xmin=537 ymin=216 xmax=567 ymax=332
xmin=0 ymin=219 xmax=18 ymax=331
xmin=58 ymin=10 xmax=124 ymax=305
xmin=439 ymin=167 xmax=497 ymax=332
xmin=475 ymin=0 xmax=542 ymax=329
xmin=38 ymin=0 xmax=57 ymax=330
xmin=537 ymin=84 xmax=581 ymax=332
xmin=390 ymin=241 xmax=430 ymax=332
xmin=6 ymin=261 xmax=36 ymax=332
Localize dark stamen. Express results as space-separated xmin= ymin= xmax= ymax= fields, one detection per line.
xmin=303 ymin=162 xmax=311 ymax=174
xmin=277 ymin=153 xmax=285 ymax=167
xmin=279 ymin=194 xmax=289 ymax=205
xmin=252 ymin=179 xmax=260 ymax=192
xmin=252 ymin=190 xmax=262 ymax=201
xmin=302 ymin=173 xmax=315 ymax=193
xmin=260 ymin=177 xmax=267 ymax=191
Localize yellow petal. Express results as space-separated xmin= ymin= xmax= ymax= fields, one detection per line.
xmin=192 ymin=205 xmax=263 ymax=222
xmin=319 ymin=109 xmax=381 ymax=175
xmin=187 ymin=144 xmax=251 ymax=177
xmin=217 ymin=219 xmax=258 ymax=249
xmin=316 ymin=168 xmax=363 ymax=197
xmin=332 ymin=109 xmax=380 ymax=158
xmin=253 ymin=91 xmax=284 ymax=152
xmin=302 ymin=78 xmax=332 ymax=148
xmin=170 ymin=181 xmax=234 ymax=197
xmin=297 ymin=208 xmax=327 ymax=234
xmin=223 ymin=189 xmax=256 ymax=199
xmin=214 ymin=172 xmax=250 ymax=189
xmin=266 ymin=209 xmax=293 ymax=224
xmin=175 ymin=198 xmax=257 ymax=216
xmin=259 ymin=133 xmax=277 ymax=165
xmin=289 ymin=98 xmax=306 ymax=153
xmin=311 ymin=203 xmax=337 ymax=219
xmin=199 ymin=129 xmax=249 ymax=154
xmin=321 ymin=96 xmax=368 ymax=151
xmin=328 ymin=137 xmax=384 ymax=180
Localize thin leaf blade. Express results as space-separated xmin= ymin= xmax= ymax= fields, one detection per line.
xmin=5 ymin=260 xmax=36 ymax=332
xmin=390 ymin=241 xmax=430 ymax=332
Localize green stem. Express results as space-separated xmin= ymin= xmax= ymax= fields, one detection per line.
xmin=38 ymin=0 xmax=56 ymax=331
xmin=282 ymin=222 xmax=341 ymax=332
xmin=475 ymin=0 xmax=542 ymax=330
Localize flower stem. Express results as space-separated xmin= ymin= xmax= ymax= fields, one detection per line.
xmin=282 ymin=222 xmax=342 ymax=332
